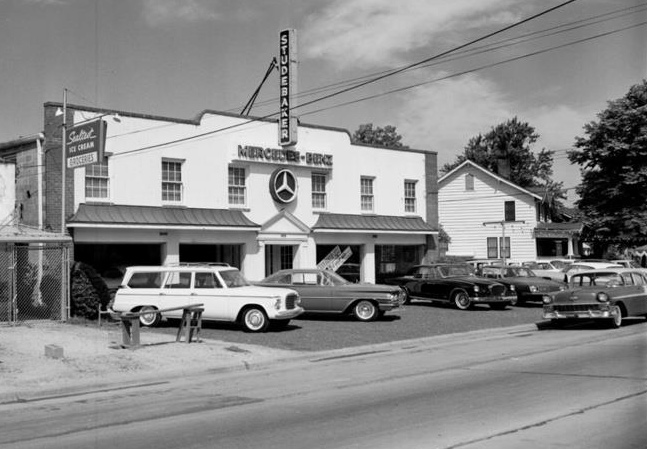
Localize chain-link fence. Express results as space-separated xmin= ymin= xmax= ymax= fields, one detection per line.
xmin=0 ymin=243 xmax=70 ymax=324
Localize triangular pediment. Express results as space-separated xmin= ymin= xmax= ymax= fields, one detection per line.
xmin=260 ymin=209 xmax=310 ymax=235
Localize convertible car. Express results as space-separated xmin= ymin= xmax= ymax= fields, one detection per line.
xmin=385 ymin=263 xmax=516 ymax=310
xmin=480 ymin=265 xmax=566 ymax=305
xmin=543 ymin=268 xmax=647 ymax=328
xmin=258 ymin=269 xmax=405 ymax=321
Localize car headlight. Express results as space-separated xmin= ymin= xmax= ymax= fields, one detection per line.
xmin=559 ymin=285 xmax=566 ymax=291
xmin=542 ymin=295 xmax=552 ymax=304
xmin=274 ymin=297 xmax=282 ymax=310
xmin=473 ymin=285 xmax=480 ymax=293
xmin=529 ymin=285 xmax=538 ymax=293
xmin=509 ymin=284 xmax=515 ymax=291
xmin=596 ymin=292 xmax=609 ymax=302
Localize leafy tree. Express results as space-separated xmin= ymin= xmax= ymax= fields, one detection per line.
xmin=442 ymin=117 xmax=565 ymax=212
xmin=352 ymin=123 xmax=409 ymax=148
xmin=568 ymin=80 xmax=647 ymax=248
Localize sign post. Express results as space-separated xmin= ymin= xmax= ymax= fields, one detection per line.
xmin=65 ymin=119 xmax=107 ymax=169
xmin=278 ymin=29 xmax=298 ymax=147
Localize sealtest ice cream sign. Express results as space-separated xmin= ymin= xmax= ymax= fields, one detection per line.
xmin=66 ymin=120 xmax=106 ymax=169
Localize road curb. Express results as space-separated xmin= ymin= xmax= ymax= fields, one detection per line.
xmin=0 ymin=322 xmax=541 ymax=405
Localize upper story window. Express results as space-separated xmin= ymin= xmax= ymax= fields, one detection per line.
xmin=228 ymin=166 xmax=247 ymax=206
xmin=504 ymin=200 xmax=516 ymax=221
xmin=404 ymin=180 xmax=416 ymax=213
xmin=85 ymin=162 xmax=109 ymax=200
xmin=465 ymin=173 xmax=474 ymax=191
xmin=361 ymin=176 xmax=374 ymax=212
xmin=162 ymin=159 xmax=183 ymax=203
xmin=312 ymin=173 xmax=327 ymax=210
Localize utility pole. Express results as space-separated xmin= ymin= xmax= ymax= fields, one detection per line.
xmin=482 ymin=220 xmax=525 ymax=265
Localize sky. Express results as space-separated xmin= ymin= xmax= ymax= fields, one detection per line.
xmin=1 ymin=0 xmax=646 ymax=206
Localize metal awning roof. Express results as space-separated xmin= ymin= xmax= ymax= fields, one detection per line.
xmin=67 ymin=204 xmax=260 ymax=230
xmin=312 ymin=213 xmax=437 ymax=234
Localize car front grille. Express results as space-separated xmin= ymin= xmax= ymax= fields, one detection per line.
xmin=285 ymin=293 xmax=298 ymax=309
xmin=489 ymin=284 xmax=506 ymax=296
xmin=554 ymin=304 xmax=600 ymax=313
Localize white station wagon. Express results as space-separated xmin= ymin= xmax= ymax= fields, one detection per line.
xmin=111 ymin=265 xmax=303 ymax=332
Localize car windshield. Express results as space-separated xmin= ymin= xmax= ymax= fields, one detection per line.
xmin=439 ymin=265 xmax=473 ymax=277
xmin=571 ymin=272 xmax=623 ymax=287
xmin=506 ymin=267 xmax=535 ymax=277
xmin=219 ymin=269 xmax=251 ymax=288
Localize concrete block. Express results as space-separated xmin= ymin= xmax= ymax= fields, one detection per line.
xmin=44 ymin=344 xmax=64 ymax=359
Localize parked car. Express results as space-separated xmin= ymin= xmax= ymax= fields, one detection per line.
xmin=257 ymin=268 xmax=404 ymax=321
xmin=610 ymin=259 xmax=642 ymax=269
xmin=480 ymin=265 xmax=566 ymax=305
xmin=521 ymin=261 xmax=565 ymax=282
xmin=385 ymin=263 xmax=516 ymax=310
xmin=561 ymin=262 xmax=623 ymax=283
xmin=111 ymin=265 xmax=303 ymax=332
xmin=543 ymin=268 xmax=647 ymax=328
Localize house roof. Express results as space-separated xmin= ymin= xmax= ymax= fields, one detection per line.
xmin=439 ymin=160 xmax=543 ymax=201
xmin=312 ymin=213 xmax=437 ymax=234
xmin=67 ymin=204 xmax=260 ymax=230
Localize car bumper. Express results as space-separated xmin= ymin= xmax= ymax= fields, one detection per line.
xmin=472 ymin=295 xmax=516 ymax=304
xmin=378 ymin=302 xmax=402 ymax=311
xmin=543 ymin=306 xmax=618 ymax=320
xmin=272 ymin=308 xmax=305 ymax=319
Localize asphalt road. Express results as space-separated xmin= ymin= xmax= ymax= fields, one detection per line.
xmin=150 ymin=300 xmax=546 ymax=351
xmin=4 ymin=321 xmax=645 ymax=449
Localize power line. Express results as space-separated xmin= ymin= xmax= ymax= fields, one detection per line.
xmin=230 ymin=2 xmax=647 ymax=114
xmin=294 ymin=0 xmax=581 ymax=113
xmin=299 ymin=20 xmax=647 ymax=118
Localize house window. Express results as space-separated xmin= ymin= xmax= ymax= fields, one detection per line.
xmin=487 ymin=237 xmax=498 ymax=258
xmin=499 ymin=237 xmax=511 ymax=258
xmin=85 ymin=162 xmax=109 ymax=200
xmin=361 ymin=177 xmax=374 ymax=212
xmin=162 ymin=159 xmax=183 ymax=203
xmin=465 ymin=174 xmax=474 ymax=191
xmin=228 ymin=166 xmax=246 ymax=206
xmin=504 ymin=201 xmax=516 ymax=221
xmin=404 ymin=180 xmax=416 ymax=213
xmin=312 ymin=173 xmax=327 ymax=210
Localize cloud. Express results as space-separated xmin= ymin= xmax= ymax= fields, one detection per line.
xmin=396 ymin=74 xmax=511 ymax=165
xmin=301 ymin=0 xmax=517 ymax=70
xmin=142 ymin=0 xmax=221 ymax=26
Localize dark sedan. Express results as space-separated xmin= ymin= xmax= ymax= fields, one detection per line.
xmin=258 ymin=269 xmax=405 ymax=321
xmin=385 ymin=264 xmax=516 ymax=310
xmin=480 ymin=265 xmax=566 ymax=305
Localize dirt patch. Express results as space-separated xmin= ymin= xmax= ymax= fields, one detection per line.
xmin=0 ymin=321 xmax=302 ymax=399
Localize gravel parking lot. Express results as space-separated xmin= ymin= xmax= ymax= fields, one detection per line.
xmin=150 ymin=301 xmax=545 ymax=351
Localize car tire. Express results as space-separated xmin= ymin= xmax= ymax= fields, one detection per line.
xmin=452 ymin=291 xmax=472 ymax=310
xmin=241 ymin=307 xmax=269 ymax=332
xmin=353 ymin=300 xmax=378 ymax=322
xmin=138 ymin=306 xmax=161 ymax=327
xmin=609 ymin=305 xmax=623 ymax=329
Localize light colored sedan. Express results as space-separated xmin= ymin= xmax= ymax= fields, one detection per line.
xmin=521 ymin=261 xmax=564 ymax=282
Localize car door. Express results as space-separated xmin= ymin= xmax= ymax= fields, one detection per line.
xmin=191 ymin=271 xmax=231 ymax=321
xmin=290 ymin=272 xmax=332 ymax=312
xmin=626 ymin=272 xmax=647 ymax=315
xmin=159 ymin=270 xmax=192 ymax=319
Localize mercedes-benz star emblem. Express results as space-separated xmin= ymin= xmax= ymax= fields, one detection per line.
xmin=269 ymin=168 xmax=298 ymax=204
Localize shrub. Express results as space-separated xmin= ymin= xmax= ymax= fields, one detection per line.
xmin=70 ymin=262 xmax=112 ymax=320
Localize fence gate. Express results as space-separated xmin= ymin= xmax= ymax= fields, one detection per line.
xmin=0 ymin=243 xmax=70 ymax=324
